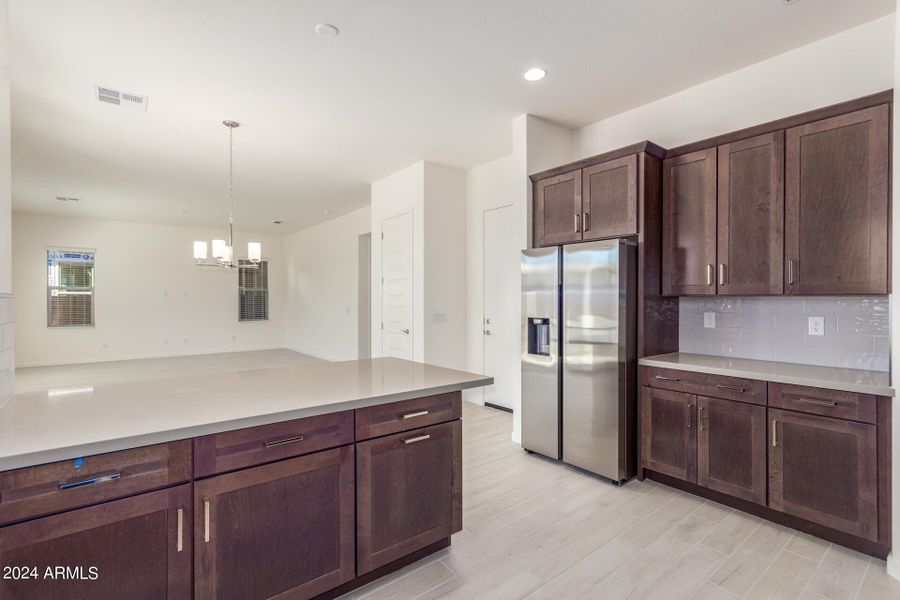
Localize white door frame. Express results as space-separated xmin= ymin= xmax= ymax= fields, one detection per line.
xmin=482 ymin=203 xmax=516 ymax=410
xmin=380 ymin=210 xmax=414 ymax=360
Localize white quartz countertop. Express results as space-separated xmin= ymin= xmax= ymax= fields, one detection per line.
xmin=639 ymin=353 xmax=893 ymax=397
xmin=0 ymin=357 xmax=493 ymax=472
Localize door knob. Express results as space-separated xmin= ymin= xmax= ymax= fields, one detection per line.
xmin=484 ymin=329 xmax=492 ymax=335
xmin=402 ymin=329 xmax=410 ymax=334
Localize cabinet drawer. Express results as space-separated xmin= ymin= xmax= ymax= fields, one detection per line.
xmin=640 ymin=366 xmax=766 ymax=406
xmin=0 ymin=440 xmax=192 ymax=526
xmin=356 ymin=392 xmax=462 ymax=440
xmin=193 ymin=410 xmax=354 ymax=477
xmin=769 ymin=383 xmax=877 ymax=424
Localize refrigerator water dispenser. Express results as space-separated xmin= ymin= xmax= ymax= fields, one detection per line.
xmin=527 ymin=318 xmax=551 ymax=356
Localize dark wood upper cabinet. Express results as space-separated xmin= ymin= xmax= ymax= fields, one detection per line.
xmin=639 ymin=387 xmax=697 ymax=483
xmin=582 ymin=154 xmax=637 ymax=240
xmin=0 ymin=485 xmax=192 ymax=600
xmin=697 ymin=396 xmax=766 ymax=505
xmin=785 ymin=105 xmax=890 ymax=295
xmin=194 ymin=446 xmax=355 ymax=600
xmin=357 ymin=420 xmax=461 ymax=575
xmin=717 ymin=131 xmax=785 ymax=295
xmin=534 ymin=171 xmax=582 ymax=247
xmin=769 ymin=408 xmax=878 ymax=542
xmin=662 ymin=148 xmax=717 ymax=296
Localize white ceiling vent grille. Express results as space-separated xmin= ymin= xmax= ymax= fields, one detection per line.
xmin=94 ymin=85 xmax=148 ymax=111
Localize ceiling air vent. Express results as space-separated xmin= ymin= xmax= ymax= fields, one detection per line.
xmin=94 ymin=85 xmax=148 ymax=111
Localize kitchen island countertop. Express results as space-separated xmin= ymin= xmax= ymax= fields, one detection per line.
xmin=0 ymin=357 xmax=492 ymax=472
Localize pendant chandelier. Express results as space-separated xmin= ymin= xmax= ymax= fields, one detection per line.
xmin=193 ymin=120 xmax=261 ymax=269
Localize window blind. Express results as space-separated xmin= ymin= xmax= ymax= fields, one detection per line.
xmin=239 ymin=260 xmax=269 ymax=321
xmin=47 ymin=250 xmax=95 ymax=327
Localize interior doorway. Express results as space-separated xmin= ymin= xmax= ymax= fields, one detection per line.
xmin=381 ymin=211 xmax=414 ymax=360
xmin=482 ymin=204 xmax=518 ymax=411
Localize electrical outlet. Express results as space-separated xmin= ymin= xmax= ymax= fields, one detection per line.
xmin=703 ymin=312 xmax=716 ymax=329
xmin=808 ymin=316 xmax=825 ymax=336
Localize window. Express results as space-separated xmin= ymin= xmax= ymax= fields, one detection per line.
xmin=47 ymin=250 xmax=95 ymax=327
xmin=239 ymin=260 xmax=268 ymax=321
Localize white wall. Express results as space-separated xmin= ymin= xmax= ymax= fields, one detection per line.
xmin=370 ymin=162 xmax=425 ymax=361
xmin=573 ymin=15 xmax=895 ymax=158
xmin=0 ymin=0 xmax=9 ymax=295
xmin=12 ymin=213 xmax=286 ymax=367
xmin=422 ymin=162 xmax=467 ymax=370
xmin=284 ymin=206 xmax=371 ymax=361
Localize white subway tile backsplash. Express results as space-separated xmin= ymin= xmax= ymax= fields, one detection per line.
xmin=679 ymin=296 xmax=890 ymax=372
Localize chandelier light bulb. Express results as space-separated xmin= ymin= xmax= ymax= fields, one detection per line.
xmin=193 ymin=240 xmax=208 ymax=260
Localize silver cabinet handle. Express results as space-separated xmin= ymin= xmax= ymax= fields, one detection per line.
xmin=715 ymin=384 xmax=745 ymax=393
xmin=796 ymin=398 xmax=837 ymax=407
xmin=574 ymin=213 xmax=581 ymax=232
xmin=204 ymin=500 xmax=211 ymax=543
xmin=402 ymin=410 xmax=429 ymax=419
xmin=264 ymin=434 xmax=304 ymax=448
xmin=655 ymin=375 xmax=680 ymax=382
xmin=403 ymin=434 xmax=431 ymax=445
xmin=719 ymin=264 xmax=726 ymax=285
xmin=771 ymin=420 xmax=778 ymax=447
xmin=787 ymin=260 xmax=795 ymax=284
xmin=176 ymin=508 xmax=184 ymax=552
xmin=698 ymin=405 xmax=705 ymax=431
xmin=583 ymin=212 xmax=590 ymax=232
xmin=402 ymin=329 xmax=410 ymax=334
xmin=59 ymin=471 xmax=121 ymax=491
xmin=706 ymin=264 xmax=714 ymax=286
xmin=686 ymin=404 xmax=693 ymax=429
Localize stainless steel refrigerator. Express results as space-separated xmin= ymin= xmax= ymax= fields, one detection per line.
xmin=521 ymin=238 xmax=637 ymax=483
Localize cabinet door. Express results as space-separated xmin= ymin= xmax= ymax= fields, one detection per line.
xmin=785 ymin=105 xmax=889 ymax=294
xmin=717 ymin=132 xmax=785 ymax=295
xmin=582 ymin=155 xmax=637 ymax=240
xmin=0 ymin=484 xmax=191 ymax=600
xmin=662 ymin=148 xmax=717 ymax=295
xmin=769 ymin=409 xmax=878 ymax=541
xmin=357 ymin=420 xmax=461 ymax=574
xmin=697 ymin=396 xmax=766 ymax=505
xmin=195 ymin=446 xmax=355 ymax=600
xmin=534 ymin=171 xmax=582 ymax=247
xmin=639 ymin=387 xmax=697 ymax=483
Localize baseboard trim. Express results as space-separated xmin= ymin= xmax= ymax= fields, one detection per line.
xmin=484 ymin=402 xmax=513 ymax=413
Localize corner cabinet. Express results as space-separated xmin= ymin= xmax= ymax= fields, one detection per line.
xmin=662 ymin=95 xmax=891 ymax=296
xmin=0 ymin=485 xmax=192 ymax=600
xmin=785 ymin=105 xmax=890 ymax=295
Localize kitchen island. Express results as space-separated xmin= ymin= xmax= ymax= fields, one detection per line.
xmin=0 ymin=357 xmax=492 ymax=600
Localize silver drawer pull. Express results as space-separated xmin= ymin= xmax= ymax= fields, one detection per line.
xmin=176 ymin=508 xmax=184 ymax=552
xmin=264 ymin=434 xmax=304 ymax=448
xmin=715 ymin=384 xmax=745 ymax=393
xmin=204 ymin=500 xmax=211 ymax=543
xmin=796 ymin=398 xmax=838 ymax=407
xmin=706 ymin=264 xmax=714 ymax=286
xmin=654 ymin=375 xmax=680 ymax=382
xmin=402 ymin=410 xmax=430 ymax=419
xmin=771 ymin=420 xmax=778 ymax=447
xmin=403 ymin=434 xmax=431 ymax=445
xmin=59 ymin=471 xmax=121 ymax=491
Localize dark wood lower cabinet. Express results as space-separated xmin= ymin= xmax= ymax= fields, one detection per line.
xmin=769 ymin=408 xmax=879 ymax=542
xmin=0 ymin=484 xmax=192 ymax=600
xmin=194 ymin=446 xmax=355 ymax=600
xmin=357 ymin=420 xmax=462 ymax=574
xmin=697 ymin=396 xmax=766 ymax=505
xmin=639 ymin=387 xmax=697 ymax=483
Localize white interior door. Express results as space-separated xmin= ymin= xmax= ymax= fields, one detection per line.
xmin=381 ymin=211 xmax=413 ymax=360
xmin=483 ymin=204 xmax=518 ymax=410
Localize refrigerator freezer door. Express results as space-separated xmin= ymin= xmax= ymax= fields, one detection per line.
xmin=562 ymin=239 xmax=635 ymax=480
xmin=521 ymin=247 xmax=561 ymax=460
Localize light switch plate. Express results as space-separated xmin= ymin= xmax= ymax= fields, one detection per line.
xmin=808 ymin=316 xmax=825 ymax=336
xmin=704 ymin=312 xmax=716 ymax=329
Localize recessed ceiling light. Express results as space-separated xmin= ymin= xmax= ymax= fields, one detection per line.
xmin=523 ymin=67 xmax=547 ymax=82
xmin=315 ymin=23 xmax=340 ymax=38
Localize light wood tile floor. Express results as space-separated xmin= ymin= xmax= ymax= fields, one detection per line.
xmin=343 ymin=402 xmax=900 ymax=600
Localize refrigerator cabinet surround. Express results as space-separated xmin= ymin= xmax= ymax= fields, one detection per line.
xmin=521 ymin=247 xmax=561 ymax=460
xmin=562 ymin=240 xmax=637 ymax=482
xmin=521 ymin=239 xmax=637 ymax=482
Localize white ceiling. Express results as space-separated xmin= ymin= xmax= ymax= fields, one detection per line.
xmin=9 ymin=0 xmax=895 ymax=234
